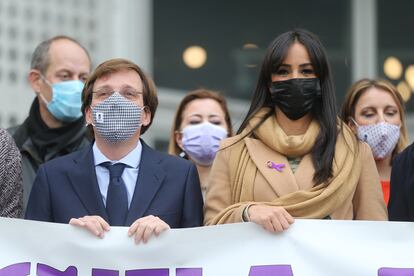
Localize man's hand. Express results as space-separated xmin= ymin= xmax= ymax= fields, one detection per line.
xmin=128 ymin=215 xmax=170 ymax=244
xmin=69 ymin=215 xmax=110 ymax=238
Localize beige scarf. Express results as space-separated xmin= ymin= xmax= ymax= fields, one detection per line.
xmin=210 ymin=108 xmax=361 ymax=224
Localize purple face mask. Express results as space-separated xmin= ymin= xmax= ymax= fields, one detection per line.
xmin=354 ymin=121 xmax=400 ymax=159
xmin=181 ymin=122 xmax=228 ymax=166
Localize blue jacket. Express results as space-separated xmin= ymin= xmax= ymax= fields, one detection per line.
xmin=25 ymin=141 xmax=204 ymax=228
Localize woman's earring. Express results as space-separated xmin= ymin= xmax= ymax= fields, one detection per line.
xmin=179 ymin=151 xmax=186 ymax=158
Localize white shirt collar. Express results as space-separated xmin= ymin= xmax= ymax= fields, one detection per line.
xmin=92 ymin=140 xmax=142 ymax=169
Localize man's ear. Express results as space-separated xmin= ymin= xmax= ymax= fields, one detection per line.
xmin=141 ymin=107 xmax=151 ymax=127
xmin=85 ymin=106 xmax=93 ymax=125
xmin=28 ymin=70 xmax=42 ymax=93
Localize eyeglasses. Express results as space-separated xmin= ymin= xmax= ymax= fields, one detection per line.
xmin=92 ymin=88 xmax=143 ymax=101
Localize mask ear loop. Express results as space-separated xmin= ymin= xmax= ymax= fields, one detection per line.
xmin=85 ymin=114 xmax=96 ymax=127
xmin=349 ymin=117 xmax=368 ymax=142
xmin=39 ymin=74 xmax=53 ymax=87
xmin=138 ymin=105 xmax=150 ymax=127
xmin=348 ymin=117 xmax=359 ymax=128
xmin=36 ymin=73 xmax=53 ymax=106
xmin=141 ymin=105 xmax=148 ymax=113
xmin=174 ymin=129 xmax=187 ymax=158
xmin=37 ymin=92 xmax=50 ymax=106
xmin=85 ymin=104 xmax=96 ymax=127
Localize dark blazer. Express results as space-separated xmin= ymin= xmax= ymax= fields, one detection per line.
xmin=388 ymin=142 xmax=414 ymax=221
xmin=25 ymin=141 xmax=204 ymax=228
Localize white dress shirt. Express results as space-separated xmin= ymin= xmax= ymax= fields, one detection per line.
xmin=92 ymin=141 xmax=142 ymax=208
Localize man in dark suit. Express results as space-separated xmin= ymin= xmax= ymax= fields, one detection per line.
xmin=26 ymin=58 xmax=203 ymax=244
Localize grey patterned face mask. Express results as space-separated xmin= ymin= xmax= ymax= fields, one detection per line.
xmin=92 ymin=92 xmax=144 ymax=143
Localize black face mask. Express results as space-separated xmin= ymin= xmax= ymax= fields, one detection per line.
xmin=269 ymin=78 xmax=322 ymax=120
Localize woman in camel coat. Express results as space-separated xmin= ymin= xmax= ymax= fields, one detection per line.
xmin=204 ymin=29 xmax=387 ymax=232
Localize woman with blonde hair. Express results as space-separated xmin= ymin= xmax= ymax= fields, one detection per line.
xmin=169 ymin=89 xmax=233 ymax=198
xmin=341 ymin=78 xmax=408 ymax=205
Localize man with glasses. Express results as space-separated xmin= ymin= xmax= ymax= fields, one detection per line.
xmin=26 ymin=58 xmax=203 ymax=244
xmin=9 ymin=36 xmax=91 ymax=215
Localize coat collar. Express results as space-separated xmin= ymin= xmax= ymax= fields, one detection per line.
xmin=244 ymin=137 xmax=315 ymax=197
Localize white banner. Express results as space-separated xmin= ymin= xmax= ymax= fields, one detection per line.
xmin=0 ymin=218 xmax=414 ymax=275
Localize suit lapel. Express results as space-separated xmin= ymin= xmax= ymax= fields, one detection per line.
xmin=125 ymin=142 xmax=166 ymax=225
xmin=67 ymin=146 xmax=109 ymax=221
xmin=245 ymin=138 xmax=299 ymax=197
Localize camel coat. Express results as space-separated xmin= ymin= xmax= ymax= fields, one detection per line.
xmin=204 ymin=136 xmax=388 ymax=225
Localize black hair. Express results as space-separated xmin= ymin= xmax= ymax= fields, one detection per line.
xmin=237 ymin=28 xmax=338 ymax=185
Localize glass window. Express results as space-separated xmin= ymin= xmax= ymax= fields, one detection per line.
xmin=154 ymin=0 xmax=351 ymax=103
xmin=25 ymin=51 xmax=32 ymax=63
xmin=41 ymin=10 xmax=50 ymax=24
xmin=88 ymin=19 xmax=96 ymax=32
xmin=72 ymin=16 xmax=81 ymax=29
xmin=378 ymin=0 xmax=414 ymax=111
xmin=88 ymin=0 xmax=96 ymax=9
xmin=8 ymin=4 xmax=17 ymax=17
xmin=8 ymin=26 xmax=17 ymax=40
xmin=8 ymin=48 xmax=17 ymax=61
xmin=57 ymin=14 xmax=66 ymax=26
xmin=25 ymin=29 xmax=34 ymax=42
xmin=24 ymin=6 xmax=34 ymax=22
xmin=8 ymin=70 xmax=17 ymax=83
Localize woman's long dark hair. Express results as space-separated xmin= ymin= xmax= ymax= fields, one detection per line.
xmin=237 ymin=29 xmax=338 ymax=185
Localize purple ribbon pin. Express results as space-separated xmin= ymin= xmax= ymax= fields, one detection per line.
xmin=267 ymin=161 xmax=285 ymax=172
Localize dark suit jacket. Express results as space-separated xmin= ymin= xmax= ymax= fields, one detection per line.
xmin=25 ymin=141 xmax=204 ymax=228
xmin=388 ymin=142 xmax=414 ymax=221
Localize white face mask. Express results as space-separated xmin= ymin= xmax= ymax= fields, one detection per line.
xmin=352 ymin=119 xmax=400 ymax=159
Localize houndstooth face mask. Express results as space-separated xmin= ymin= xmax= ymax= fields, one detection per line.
xmin=92 ymin=92 xmax=144 ymax=143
